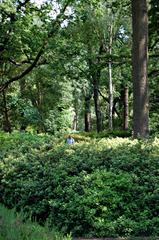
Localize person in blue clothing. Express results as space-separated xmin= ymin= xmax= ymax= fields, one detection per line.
xmin=66 ymin=135 xmax=75 ymax=144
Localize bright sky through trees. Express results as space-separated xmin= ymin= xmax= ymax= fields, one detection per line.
xmin=31 ymin=0 xmax=73 ymax=23
xmin=31 ymin=0 xmax=46 ymax=6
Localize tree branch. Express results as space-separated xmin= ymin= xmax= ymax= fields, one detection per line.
xmin=0 ymin=1 xmax=72 ymax=92
xmin=148 ymin=69 xmax=159 ymax=78
xmin=0 ymin=44 xmax=45 ymax=92
xmin=98 ymin=89 xmax=108 ymax=102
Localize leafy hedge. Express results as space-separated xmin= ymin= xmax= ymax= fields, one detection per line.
xmin=0 ymin=132 xmax=159 ymax=238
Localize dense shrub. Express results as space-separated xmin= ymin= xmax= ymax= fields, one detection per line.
xmin=0 ymin=132 xmax=159 ymax=238
xmin=76 ymin=129 xmax=132 ymax=138
xmin=0 ymin=203 xmax=71 ymax=240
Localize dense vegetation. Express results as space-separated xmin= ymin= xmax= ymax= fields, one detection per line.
xmin=1 ymin=0 xmax=159 ymax=239
xmin=0 ymin=0 xmax=159 ymax=137
xmin=0 ymin=132 xmax=159 ymax=238
xmin=0 ymin=203 xmax=71 ymax=240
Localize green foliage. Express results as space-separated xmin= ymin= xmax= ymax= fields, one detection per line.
xmin=0 ymin=0 xmax=159 ymax=135
xmin=0 ymin=0 xmax=156 ymax=135
xmin=0 ymin=0 xmax=76 ymax=133
xmin=0 ymin=203 xmax=71 ymax=240
xmin=77 ymin=129 xmax=132 ymax=138
xmin=0 ymin=133 xmax=159 ymax=238
xmin=149 ymin=0 xmax=159 ymax=49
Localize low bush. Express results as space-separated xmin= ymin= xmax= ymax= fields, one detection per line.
xmin=0 ymin=203 xmax=71 ymax=240
xmin=0 ymin=132 xmax=159 ymax=238
xmin=77 ymin=129 xmax=132 ymax=138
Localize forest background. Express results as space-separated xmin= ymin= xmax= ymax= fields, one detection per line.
xmin=1 ymin=0 xmax=159 ymax=137
xmin=1 ymin=0 xmax=159 ymax=239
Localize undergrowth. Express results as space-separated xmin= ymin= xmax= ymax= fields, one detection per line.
xmin=0 ymin=131 xmax=159 ymax=238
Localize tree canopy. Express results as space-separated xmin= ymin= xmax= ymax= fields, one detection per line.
xmin=0 ymin=0 xmax=158 ymax=138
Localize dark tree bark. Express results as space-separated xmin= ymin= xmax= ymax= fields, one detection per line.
xmin=123 ymin=86 xmax=129 ymax=130
xmin=88 ymin=43 xmax=103 ymax=133
xmin=93 ymin=78 xmax=102 ymax=133
xmin=132 ymin=0 xmax=149 ymax=138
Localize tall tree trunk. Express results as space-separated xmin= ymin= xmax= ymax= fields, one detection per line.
xmin=119 ymin=85 xmax=129 ymax=130
xmin=132 ymin=0 xmax=149 ymax=138
xmin=2 ymin=90 xmax=11 ymax=133
xmin=123 ymin=86 xmax=129 ymax=130
xmin=88 ymin=43 xmax=102 ymax=133
xmin=93 ymin=78 xmax=102 ymax=132
xmin=84 ymin=95 xmax=91 ymax=132
xmin=108 ymin=24 xmax=113 ymax=129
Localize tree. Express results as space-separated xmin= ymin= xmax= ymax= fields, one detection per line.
xmin=62 ymin=0 xmax=132 ymax=132
xmin=0 ymin=0 xmax=73 ymax=92
xmin=0 ymin=0 xmax=75 ymax=132
xmin=132 ymin=0 xmax=149 ymax=138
